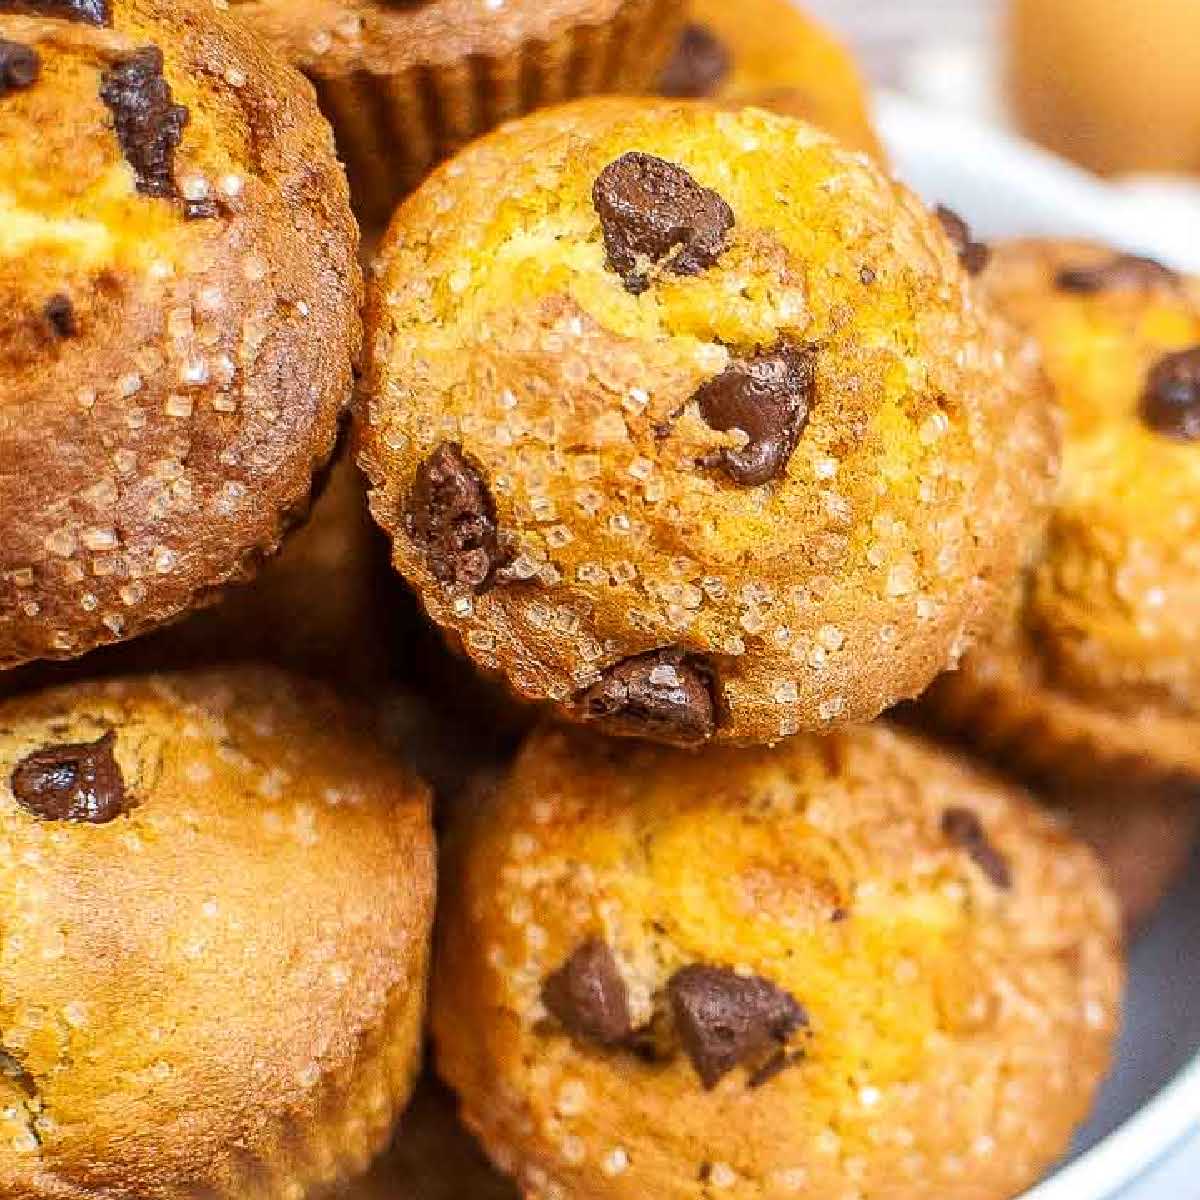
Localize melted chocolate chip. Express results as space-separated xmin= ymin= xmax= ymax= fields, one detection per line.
xmin=593 ymin=152 xmax=735 ymax=294
xmin=405 ymin=443 xmax=503 ymax=592
xmin=44 ymin=294 xmax=76 ymax=339
xmin=579 ymin=648 xmax=717 ymax=746
xmin=695 ymin=342 xmax=815 ymax=485
xmin=935 ymin=205 xmax=990 ymax=276
xmin=541 ymin=939 xmax=633 ymax=1046
xmin=0 ymin=38 xmax=39 ymax=97
xmin=100 ymin=46 xmax=188 ymax=200
xmin=942 ymin=807 xmax=1012 ymax=890
xmin=658 ymin=24 xmax=732 ymax=99
xmin=10 ymin=731 xmax=127 ymax=824
xmin=1056 ymin=254 xmax=1179 ymax=294
xmin=668 ymin=965 xmax=807 ymax=1089
xmin=0 ymin=0 xmax=110 ymax=24
xmin=1140 ymin=346 xmax=1200 ymax=441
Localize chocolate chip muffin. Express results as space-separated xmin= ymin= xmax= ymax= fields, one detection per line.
xmin=0 ymin=668 xmax=435 ymax=1199
xmin=433 ymin=722 xmax=1122 ymax=1200
xmin=0 ymin=0 xmax=361 ymax=673
xmin=923 ymin=239 xmax=1200 ymax=786
xmin=359 ymin=97 xmax=1059 ymax=748
xmin=658 ymin=0 xmax=885 ymax=161
xmin=225 ymin=0 xmax=688 ymax=226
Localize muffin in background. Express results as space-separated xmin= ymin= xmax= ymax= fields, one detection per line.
xmin=360 ymin=96 xmax=1058 ymax=747
xmin=225 ymin=0 xmax=688 ymax=225
xmin=659 ymin=0 xmax=885 ymax=161
xmin=1058 ymin=782 xmax=1200 ymax=933
xmin=1009 ymin=0 xmax=1200 ymax=176
xmin=0 ymin=669 xmax=435 ymax=1200
xmin=434 ymin=723 xmax=1122 ymax=1200
xmin=0 ymin=0 xmax=361 ymax=673
xmin=923 ymin=239 xmax=1200 ymax=788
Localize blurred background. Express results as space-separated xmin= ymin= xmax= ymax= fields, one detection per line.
xmin=813 ymin=0 xmax=1200 ymax=184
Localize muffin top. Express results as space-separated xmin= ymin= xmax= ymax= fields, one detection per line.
xmin=0 ymin=669 xmax=435 ymax=1198
xmin=435 ymin=723 xmax=1122 ymax=1200
xmin=0 ymin=0 xmax=361 ymax=670
xmin=981 ymin=240 xmax=1200 ymax=721
xmin=224 ymin=0 xmax=644 ymax=76
xmin=361 ymin=97 xmax=1058 ymax=746
xmin=659 ymin=0 xmax=885 ymax=160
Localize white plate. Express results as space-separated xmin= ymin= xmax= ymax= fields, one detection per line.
xmin=877 ymin=92 xmax=1200 ymax=1200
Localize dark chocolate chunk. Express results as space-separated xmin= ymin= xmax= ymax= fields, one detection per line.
xmin=1056 ymin=254 xmax=1179 ymax=294
xmin=11 ymin=731 xmax=127 ymax=825
xmin=942 ymin=807 xmax=1012 ymax=890
xmin=100 ymin=46 xmax=188 ymax=200
xmin=405 ymin=443 xmax=502 ymax=592
xmin=1140 ymin=346 xmax=1200 ymax=441
xmin=668 ymin=964 xmax=807 ymax=1089
xmin=579 ymin=648 xmax=717 ymax=746
xmin=694 ymin=342 xmax=815 ymax=485
xmin=747 ymin=1048 xmax=804 ymax=1089
xmin=658 ymin=24 xmax=732 ymax=99
xmin=43 ymin=294 xmax=76 ymax=339
xmin=542 ymin=939 xmax=633 ymax=1046
xmin=935 ymin=205 xmax=990 ymax=276
xmin=0 ymin=38 xmax=39 ymax=97
xmin=0 ymin=0 xmax=110 ymax=24
xmin=593 ymin=152 xmax=735 ymax=294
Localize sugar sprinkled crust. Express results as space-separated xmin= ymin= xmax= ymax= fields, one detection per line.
xmin=0 ymin=0 xmax=362 ymax=670
xmin=360 ymin=97 xmax=1059 ymax=746
xmin=0 ymin=668 xmax=435 ymax=1199
xmin=924 ymin=238 xmax=1200 ymax=785
xmin=434 ymin=722 xmax=1122 ymax=1200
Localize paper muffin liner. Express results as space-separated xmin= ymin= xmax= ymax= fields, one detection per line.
xmin=217 ymin=959 xmax=428 ymax=1199
xmin=314 ymin=0 xmax=687 ymax=226
xmin=918 ymin=662 xmax=1200 ymax=794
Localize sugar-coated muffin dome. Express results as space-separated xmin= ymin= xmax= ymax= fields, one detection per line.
xmin=925 ymin=239 xmax=1200 ymax=785
xmin=0 ymin=669 xmax=435 ymax=1199
xmin=0 ymin=0 xmax=361 ymax=671
xmin=360 ymin=97 xmax=1058 ymax=747
xmin=434 ymin=722 xmax=1122 ymax=1200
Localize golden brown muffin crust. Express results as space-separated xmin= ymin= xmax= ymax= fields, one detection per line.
xmin=0 ymin=0 xmax=362 ymax=671
xmin=434 ymin=723 xmax=1122 ymax=1200
xmin=925 ymin=239 xmax=1200 ymax=784
xmin=360 ymin=98 xmax=1058 ymax=746
xmin=0 ymin=669 xmax=435 ymax=1199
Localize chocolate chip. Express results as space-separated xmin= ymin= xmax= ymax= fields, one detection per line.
xmin=0 ymin=38 xmax=39 ymax=97
xmin=100 ymin=46 xmax=188 ymax=201
xmin=1056 ymin=254 xmax=1179 ymax=294
xmin=0 ymin=0 xmax=110 ymax=24
xmin=43 ymin=294 xmax=76 ymax=339
xmin=859 ymin=266 xmax=876 ymax=285
xmin=593 ymin=152 xmax=735 ymax=294
xmin=942 ymin=807 xmax=1012 ymax=890
xmin=10 ymin=731 xmax=127 ymax=824
xmin=935 ymin=205 xmax=990 ymax=276
xmin=405 ymin=443 xmax=502 ymax=592
xmin=541 ymin=939 xmax=633 ymax=1046
xmin=658 ymin=24 xmax=732 ymax=99
xmin=694 ymin=342 xmax=815 ymax=485
xmin=1140 ymin=346 xmax=1200 ymax=441
xmin=184 ymin=196 xmax=220 ymax=220
xmin=579 ymin=648 xmax=717 ymax=746
xmin=668 ymin=964 xmax=807 ymax=1089
xmin=747 ymin=1048 xmax=804 ymax=1089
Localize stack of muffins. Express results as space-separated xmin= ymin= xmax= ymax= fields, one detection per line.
xmin=0 ymin=1 xmax=1193 ymax=1197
